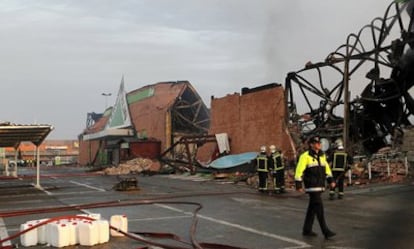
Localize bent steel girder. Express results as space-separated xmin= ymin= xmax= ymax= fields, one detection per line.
xmin=285 ymin=1 xmax=413 ymax=154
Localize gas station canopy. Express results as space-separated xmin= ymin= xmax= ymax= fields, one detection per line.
xmin=0 ymin=123 xmax=54 ymax=188
xmin=0 ymin=123 xmax=54 ymax=148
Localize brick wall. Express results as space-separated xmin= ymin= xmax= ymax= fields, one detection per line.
xmin=197 ymin=85 xmax=296 ymax=162
xmin=79 ymin=139 xmax=101 ymax=166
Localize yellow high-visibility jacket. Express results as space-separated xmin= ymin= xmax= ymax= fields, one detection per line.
xmin=295 ymin=150 xmax=333 ymax=192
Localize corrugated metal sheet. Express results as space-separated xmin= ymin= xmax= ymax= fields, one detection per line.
xmin=128 ymin=81 xmax=189 ymax=149
xmin=127 ymin=87 xmax=155 ymax=104
xmin=84 ymin=117 xmax=108 ymax=134
xmin=0 ymin=123 xmax=53 ymax=147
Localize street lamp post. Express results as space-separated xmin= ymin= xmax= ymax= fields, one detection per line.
xmin=101 ymin=93 xmax=112 ymax=109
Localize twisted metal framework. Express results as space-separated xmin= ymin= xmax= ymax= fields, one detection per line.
xmin=285 ymin=1 xmax=414 ymax=154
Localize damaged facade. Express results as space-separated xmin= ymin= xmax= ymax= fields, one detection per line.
xmin=79 ymin=80 xmax=296 ymax=172
xmin=197 ymin=83 xmax=296 ymax=164
xmin=78 ymin=80 xmax=209 ymax=166
xmin=80 ymin=2 xmax=413 ymax=181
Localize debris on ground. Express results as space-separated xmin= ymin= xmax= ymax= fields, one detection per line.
xmin=351 ymin=148 xmax=410 ymax=185
xmin=113 ymin=175 xmax=139 ymax=191
xmin=96 ymin=147 xmax=411 ymax=192
xmin=100 ymin=158 xmax=161 ymax=175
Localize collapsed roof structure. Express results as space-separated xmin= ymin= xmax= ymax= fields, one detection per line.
xmin=285 ymin=1 xmax=414 ymax=156
xmin=78 ymin=80 xmax=210 ymax=166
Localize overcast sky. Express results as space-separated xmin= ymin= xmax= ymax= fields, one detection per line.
xmin=0 ymin=0 xmax=399 ymax=139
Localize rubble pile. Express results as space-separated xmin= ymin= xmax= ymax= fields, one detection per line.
xmin=351 ymin=150 xmax=409 ymax=184
xmin=101 ymin=158 xmax=161 ymax=175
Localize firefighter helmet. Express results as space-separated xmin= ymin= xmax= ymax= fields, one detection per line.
xmin=269 ymin=145 xmax=276 ymax=153
xmin=260 ymin=145 xmax=266 ymax=153
xmin=335 ymin=139 xmax=344 ymax=150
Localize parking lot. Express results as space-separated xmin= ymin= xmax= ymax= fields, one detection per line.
xmin=0 ymin=166 xmax=413 ymax=249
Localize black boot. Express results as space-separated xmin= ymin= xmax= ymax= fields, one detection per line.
xmin=324 ymin=230 xmax=336 ymax=239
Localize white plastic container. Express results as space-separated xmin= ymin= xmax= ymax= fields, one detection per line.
xmin=72 ymin=221 xmax=81 ymax=245
xmin=64 ymin=220 xmax=78 ymax=245
xmin=78 ymin=221 xmax=99 ymax=246
xmin=48 ymin=222 xmax=70 ymax=248
xmin=20 ymin=222 xmax=38 ymax=247
xmin=36 ymin=219 xmax=48 ymax=244
xmin=96 ymin=220 xmax=110 ymax=243
xmin=110 ymin=214 xmax=128 ymax=237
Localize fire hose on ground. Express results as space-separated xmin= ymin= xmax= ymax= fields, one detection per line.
xmin=0 ymin=196 xmax=252 ymax=249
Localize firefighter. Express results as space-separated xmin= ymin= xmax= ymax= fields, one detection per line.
xmin=295 ymin=135 xmax=336 ymax=239
xmin=269 ymin=145 xmax=286 ymax=194
xmin=256 ymin=145 xmax=269 ymax=193
xmin=329 ymin=139 xmax=353 ymax=200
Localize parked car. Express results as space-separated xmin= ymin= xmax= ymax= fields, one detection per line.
xmin=8 ymin=160 xmax=26 ymax=167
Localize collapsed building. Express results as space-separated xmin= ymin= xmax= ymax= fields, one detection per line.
xmin=78 ymin=80 xmax=210 ymax=166
xmin=79 ymin=78 xmax=295 ymax=172
xmin=285 ymin=1 xmax=414 ymax=163
xmin=80 ymin=2 xmax=414 ymax=179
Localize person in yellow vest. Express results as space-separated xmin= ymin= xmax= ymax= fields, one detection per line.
xmin=329 ymin=139 xmax=353 ymax=200
xmin=295 ymin=135 xmax=336 ymax=239
xmin=256 ymin=145 xmax=269 ymax=193
xmin=269 ymin=145 xmax=286 ymax=194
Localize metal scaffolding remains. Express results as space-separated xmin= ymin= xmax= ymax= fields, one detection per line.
xmin=285 ymin=1 xmax=414 ymax=155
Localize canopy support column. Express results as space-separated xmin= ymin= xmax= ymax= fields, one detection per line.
xmin=11 ymin=150 xmax=18 ymax=177
xmin=35 ymin=146 xmax=41 ymax=188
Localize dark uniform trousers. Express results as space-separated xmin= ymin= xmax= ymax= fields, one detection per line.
xmin=271 ymin=170 xmax=285 ymax=192
xmin=332 ymin=171 xmax=345 ymax=193
xmin=270 ymin=153 xmax=285 ymax=192
xmin=258 ymin=171 xmax=268 ymax=190
xmin=303 ymin=192 xmax=330 ymax=234
xmin=276 ymin=170 xmax=285 ymax=189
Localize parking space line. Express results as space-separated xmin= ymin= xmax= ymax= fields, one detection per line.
xmin=31 ymin=183 xmax=53 ymax=195
xmin=69 ymin=180 xmax=106 ymax=192
xmin=155 ymin=204 xmax=310 ymax=248
xmin=130 ymin=215 xmax=192 ymax=222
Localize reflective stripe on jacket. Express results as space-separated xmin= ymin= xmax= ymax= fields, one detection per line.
xmin=256 ymin=154 xmax=268 ymax=172
xmin=270 ymin=152 xmax=284 ymax=171
xmin=295 ymin=150 xmax=333 ymax=192
xmin=332 ymin=151 xmax=348 ymax=171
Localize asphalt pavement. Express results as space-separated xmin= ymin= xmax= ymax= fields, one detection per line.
xmin=0 ymin=166 xmax=413 ymax=249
